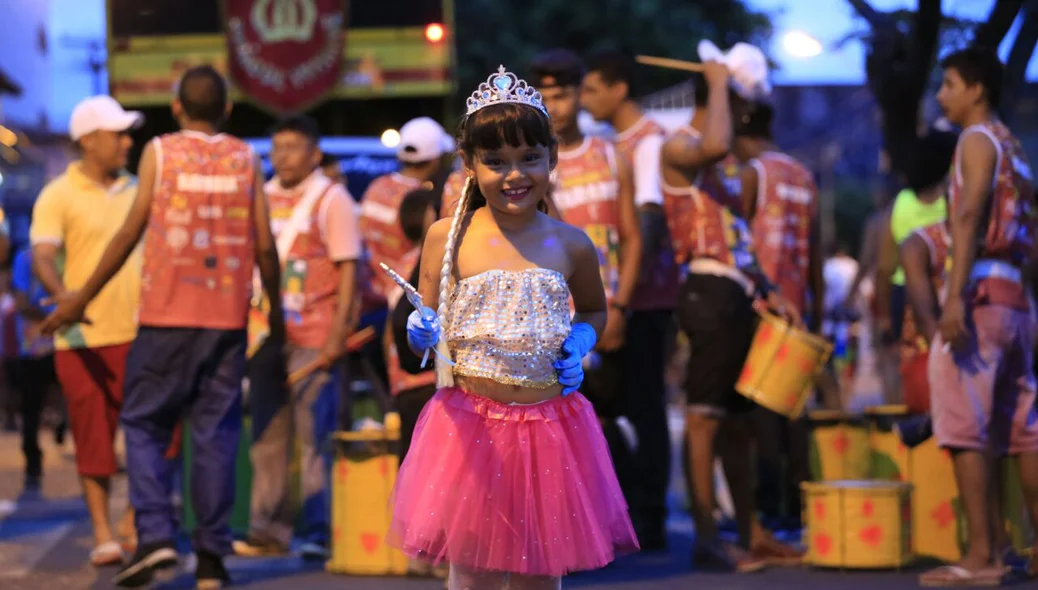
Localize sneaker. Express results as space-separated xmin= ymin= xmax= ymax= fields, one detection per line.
xmin=195 ymin=551 xmax=231 ymax=590
xmin=232 ymin=535 xmax=288 ymax=557
xmin=112 ymin=542 xmax=178 ymax=587
xmin=298 ymin=541 xmax=329 ymax=561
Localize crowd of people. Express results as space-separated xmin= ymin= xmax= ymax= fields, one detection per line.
xmin=0 ymin=36 xmax=1034 ymax=590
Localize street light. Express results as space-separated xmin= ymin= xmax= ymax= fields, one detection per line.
xmin=425 ymin=23 xmax=445 ymax=43
xmin=381 ymin=129 xmax=401 ymax=148
xmin=782 ymin=30 xmax=823 ymax=58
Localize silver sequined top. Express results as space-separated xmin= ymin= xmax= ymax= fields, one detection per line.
xmin=446 ymin=268 xmax=571 ymax=388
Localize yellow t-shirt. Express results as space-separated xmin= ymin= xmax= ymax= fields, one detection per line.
xmin=30 ymin=162 xmax=142 ymax=350
xmin=889 ymin=189 xmax=947 ymax=286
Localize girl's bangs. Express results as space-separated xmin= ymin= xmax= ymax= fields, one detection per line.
xmin=461 ymin=103 xmax=553 ymax=153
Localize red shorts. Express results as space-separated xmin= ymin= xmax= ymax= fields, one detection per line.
xmin=55 ymin=342 xmax=131 ymax=477
xmin=929 ymin=305 xmax=1038 ymax=455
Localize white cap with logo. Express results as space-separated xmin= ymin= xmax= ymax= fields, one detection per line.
xmin=69 ymin=96 xmax=144 ymax=141
xmin=397 ymin=117 xmax=454 ymax=163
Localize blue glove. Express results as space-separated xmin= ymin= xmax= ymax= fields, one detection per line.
xmin=554 ymin=323 xmax=597 ymax=395
xmin=406 ymin=306 xmax=441 ymax=359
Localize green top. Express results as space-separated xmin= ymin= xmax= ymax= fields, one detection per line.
xmin=889 ymin=188 xmax=947 ymax=285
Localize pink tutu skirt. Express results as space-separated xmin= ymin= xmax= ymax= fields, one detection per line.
xmin=387 ymin=387 xmax=639 ymax=576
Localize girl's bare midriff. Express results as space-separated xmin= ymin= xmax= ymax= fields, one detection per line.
xmin=454 ymin=374 xmax=563 ymax=405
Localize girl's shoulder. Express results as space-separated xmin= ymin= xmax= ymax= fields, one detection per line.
xmin=542 ymin=212 xmax=592 ymax=243
xmin=541 ymin=213 xmax=596 ymax=261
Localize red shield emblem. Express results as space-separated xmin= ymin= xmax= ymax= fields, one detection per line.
xmin=223 ymin=0 xmax=345 ymax=114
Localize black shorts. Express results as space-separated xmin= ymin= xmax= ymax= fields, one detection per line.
xmin=677 ymin=273 xmax=757 ymax=415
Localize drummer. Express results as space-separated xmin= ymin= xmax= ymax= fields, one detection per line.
xmin=731 ymin=99 xmax=821 ymax=536
xmin=658 ymin=47 xmax=799 ymax=571
xmin=899 ymin=128 xmax=1024 ymax=576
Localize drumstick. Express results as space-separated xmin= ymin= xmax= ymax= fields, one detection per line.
xmin=635 ymin=55 xmax=706 ymax=73
xmin=286 ymin=326 xmax=377 ymax=386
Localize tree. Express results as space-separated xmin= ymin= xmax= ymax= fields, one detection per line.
xmin=452 ymin=0 xmax=772 ymax=108
xmin=849 ymin=0 xmax=1038 ymax=180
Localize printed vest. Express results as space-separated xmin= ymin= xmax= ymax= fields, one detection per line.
xmin=552 ymin=136 xmax=622 ymax=299
xmin=266 ymin=173 xmax=341 ymax=348
xmin=139 ymin=132 xmax=255 ymax=330
xmin=661 ymin=127 xmax=753 ymax=270
xmin=358 ymin=173 xmax=422 ymax=302
xmin=950 ymin=121 xmax=1036 ymax=267
xmin=750 ymin=151 xmax=817 ymax=313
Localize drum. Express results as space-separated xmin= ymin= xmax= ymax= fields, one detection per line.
xmin=327 ymin=414 xmax=408 ymax=576
xmin=907 ymin=439 xmax=1034 ymax=562
xmin=736 ymin=311 xmax=833 ymax=419
xmin=865 ymin=405 xmax=910 ymax=481
xmin=808 ymin=410 xmax=870 ymax=481
xmin=802 ymin=480 xmax=914 ymax=569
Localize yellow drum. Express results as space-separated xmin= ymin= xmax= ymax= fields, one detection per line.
xmin=866 ymin=405 xmax=910 ymax=481
xmin=808 ymin=410 xmax=870 ymax=481
xmin=802 ymin=480 xmax=914 ymax=569
xmin=327 ymin=414 xmax=408 ymax=576
xmin=907 ymin=438 xmax=1034 ymax=562
xmin=736 ymin=312 xmax=833 ymax=419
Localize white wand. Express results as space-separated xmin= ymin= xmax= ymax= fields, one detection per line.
xmin=379 ymin=262 xmax=454 ymax=368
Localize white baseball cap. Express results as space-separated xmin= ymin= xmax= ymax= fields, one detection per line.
xmin=397 ymin=117 xmax=454 ymax=163
xmin=69 ymin=96 xmax=144 ymax=141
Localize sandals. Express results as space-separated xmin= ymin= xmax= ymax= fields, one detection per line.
xmin=90 ymin=541 xmax=126 ymax=567
xmin=750 ymin=535 xmax=805 ymax=566
xmin=692 ymin=541 xmax=767 ymax=573
xmin=919 ymin=565 xmax=1005 ymax=587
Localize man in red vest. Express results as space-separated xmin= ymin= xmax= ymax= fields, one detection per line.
xmin=235 ymin=115 xmax=360 ymax=560
xmin=43 ymin=66 xmax=284 ymax=589
xmin=922 ymin=47 xmax=1038 ymax=586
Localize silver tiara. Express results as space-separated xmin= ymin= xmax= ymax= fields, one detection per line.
xmin=465 ymin=65 xmax=549 ymax=118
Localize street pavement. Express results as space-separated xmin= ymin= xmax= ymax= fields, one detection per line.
xmin=0 ymin=425 xmax=1030 ymax=589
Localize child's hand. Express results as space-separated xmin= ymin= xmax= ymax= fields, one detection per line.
xmin=406 ymin=306 xmax=441 ymax=355
xmin=554 ymin=323 xmax=597 ymax=395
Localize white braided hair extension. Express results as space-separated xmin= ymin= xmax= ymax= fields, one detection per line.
xmin=434 ymin=174 xmax=476 ymax=387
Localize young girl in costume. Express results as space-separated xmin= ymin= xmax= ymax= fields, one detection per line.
xmin=388 ymin=66 xmax=639 ymax=589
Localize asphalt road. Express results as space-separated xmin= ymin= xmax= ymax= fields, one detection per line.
xmin=1 ymin=418 xmax=1031 ymax=589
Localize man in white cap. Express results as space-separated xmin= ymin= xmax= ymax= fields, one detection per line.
xmin=359 ymin=117 xmax=452 ymax=300
xmin=356 ymin=116 xmax=452 ymax=382
xmin=29 ymin=95 xmax=144 ymax=566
